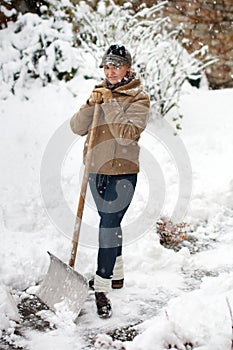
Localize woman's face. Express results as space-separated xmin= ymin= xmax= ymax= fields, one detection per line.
xmin=103 ymin=65 xmax=130 ymax=85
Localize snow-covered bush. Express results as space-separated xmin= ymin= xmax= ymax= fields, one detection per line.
xmin=0 ymin=11 xmax=81 ymax=97
xmin=0 ymin=0 xmax=17 ymax=28
xmin=0 ymin=0 xmax=216 ymax=126
xmin=136 ymin=38 xmax=214 ymax=128
xmin=69 ymin=0 xmax=216 ymax=127
xmin=156 ymin=217 xmax=194 ymax=252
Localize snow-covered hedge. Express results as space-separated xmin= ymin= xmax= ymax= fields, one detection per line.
xmin=0 ymin=11 xmax=81 ymax=98
xmin=0 ymin=0 xmax=215 ymax=124
xmin=72 ymin=0 xmax=215 ymax=125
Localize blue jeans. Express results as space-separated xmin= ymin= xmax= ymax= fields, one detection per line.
xmin=88 ymin=173 xmax=137 ymax=279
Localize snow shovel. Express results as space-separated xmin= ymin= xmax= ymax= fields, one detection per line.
xmin=36 ymin=103 xmax=101 ymax=322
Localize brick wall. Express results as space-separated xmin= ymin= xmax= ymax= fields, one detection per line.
xmin=117 ymin=0 xmax=233 ymax=89
xmin=161 ymin=0 xmax=233 ymax=89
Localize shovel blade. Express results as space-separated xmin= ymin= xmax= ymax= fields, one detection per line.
xmin=36 ymin=252 xmax=88 ymax=322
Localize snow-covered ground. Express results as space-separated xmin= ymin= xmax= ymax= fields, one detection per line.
xmin=1 ymin=75 xmax=233 ymax=350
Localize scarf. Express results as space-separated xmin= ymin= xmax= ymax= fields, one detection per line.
xmin=105 ymin=71 xmax=136 ymax=91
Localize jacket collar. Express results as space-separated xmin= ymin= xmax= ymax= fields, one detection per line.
xmin=115 ymin=75 xmax=142 ymax=96
xmin=97 ymin=72 xmax=142 ymax=97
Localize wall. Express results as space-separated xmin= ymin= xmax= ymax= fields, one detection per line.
xmin=161 ymin=0 xmax=233 ymax=89
xmin=116 ymin=0 xmax=233 ymax=89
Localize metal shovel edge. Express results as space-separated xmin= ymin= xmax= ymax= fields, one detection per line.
xmin=36 ymin=252 xmax=88 ymax=323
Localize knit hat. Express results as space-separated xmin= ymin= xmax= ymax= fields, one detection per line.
xmin=99 ymin=44 xmax=132 ymax=68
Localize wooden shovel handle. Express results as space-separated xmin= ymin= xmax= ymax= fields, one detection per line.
xmin=69 ymin=103 xmax=101 ymax=267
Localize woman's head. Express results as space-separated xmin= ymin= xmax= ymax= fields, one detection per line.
xmin=100 ymin=44 xmax=132 ymax=85
xmin=99 ymin=44 xmax=132 ymax=68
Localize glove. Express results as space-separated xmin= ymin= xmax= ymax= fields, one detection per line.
xmin=89 ymin=87 xmax=112 ymax=104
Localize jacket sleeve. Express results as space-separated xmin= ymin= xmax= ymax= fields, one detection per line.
xmin=70 ymin=103 xmax=94 ymax=136
xmin=101 ymin=91 xmax=150 ymax=145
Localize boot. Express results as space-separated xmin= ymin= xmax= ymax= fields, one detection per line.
xmin=89 ymin=277 xmax=124 ymax=290
xmin=111 ymin=278 xmax=124 ymax=289
xmin=95 ymin=292 xmax=112 ymax=318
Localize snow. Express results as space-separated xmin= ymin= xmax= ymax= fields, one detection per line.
xmin=0 ymin=13 xmax=82 ymax=98
xmin=0 ymin=286 xmax=20 ymax=338
xmin=1 ymin=26 xmax=233 ymax=350
xmin=0 ymin=5 xmax=17 ymax=17
xmin=1 ymin=78 xmax=233 ymax=349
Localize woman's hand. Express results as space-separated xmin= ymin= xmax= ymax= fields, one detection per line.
xmin=90 ymin=88 xmax=112 ymax=104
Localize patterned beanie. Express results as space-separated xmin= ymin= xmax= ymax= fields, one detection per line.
xmin=99 ymin=44 xmax=132 ymax=68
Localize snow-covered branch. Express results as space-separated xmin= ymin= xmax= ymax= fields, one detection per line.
xmin=0 ymin=0 xmax=216 ymax=128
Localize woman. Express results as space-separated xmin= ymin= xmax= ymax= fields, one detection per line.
xmin=70 ymin=44 xmax=150 ymax=318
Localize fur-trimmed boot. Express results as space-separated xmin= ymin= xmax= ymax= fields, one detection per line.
xmin=94 ymin=275 xmax=112 ymax=318
xmin=95 ymin=292 xmax=112 ymax=318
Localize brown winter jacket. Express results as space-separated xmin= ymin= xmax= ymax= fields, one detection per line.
xmin=70 ymin=74 xmax=150 ymax=175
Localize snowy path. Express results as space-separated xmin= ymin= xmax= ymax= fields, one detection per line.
xmin=2 ymin=208 xmax=233 ymax=350
xmin=1 ymin=85 xmax=233 ymax=349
